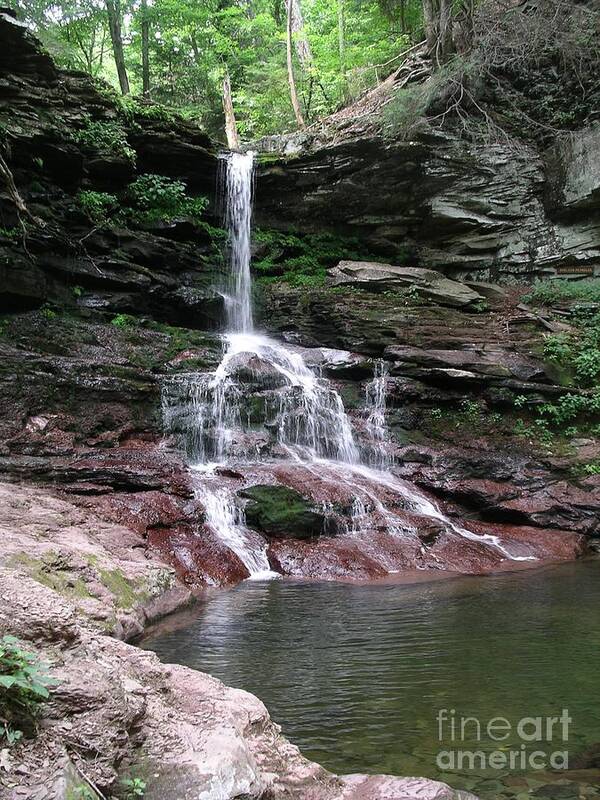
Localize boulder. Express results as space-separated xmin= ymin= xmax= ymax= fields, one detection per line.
xmin=327 ymin=262 xmax=485 ymax=308
xmin=240 ymin=484 xmax=331 ymax=539
xmin=226 ymin=351 xmax=289 ymax=389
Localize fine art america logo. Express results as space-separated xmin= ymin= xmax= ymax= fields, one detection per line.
xmin=436 ymin=709 xmax=571 ymax=771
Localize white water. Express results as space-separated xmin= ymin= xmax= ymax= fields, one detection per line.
xmin=193 ymin=470 xmax=276 ymax=580
xmin=163 ymin=151 xmax=535 ymax=573
xmin=219 ymin=151 xmax=254 ymax=332
xmin=364 ymin=359 xmax=389 ymax=467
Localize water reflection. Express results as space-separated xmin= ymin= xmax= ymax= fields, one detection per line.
xmin=141 ymin=561 xmax=600 ymax=796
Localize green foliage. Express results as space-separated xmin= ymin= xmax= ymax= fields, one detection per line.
xmin=513 ymin=417 xmax=555 ymax=448
xmin=77 ymin=190 xmax=119 ymax=224
xmin=18 ymin=0 xmax=419 ymax=139
xmin=383 ymin=56 xmax=471 ymax=137
xmin=253 ymin=229 xmax=377 ymax=286
xmin=72 ymin=119 xmax=135 ymax=163
xmin=538 ymin=392 xmax=600 ymax=426
xmin=0 ymin=226 xmax=19 ymax=241
xmin=72 ymin=286 xmax=83 ymax=298
xmin=111 ymin=314 xmax=137 ymax=328
xmin=121 ymin=777 xmax=146 ymax=799
xmin=425 ymin=400 xmax=503 ymax=436
xmin=0 ymin=635 xmax=54 ymax=743
xmin=118 ymin=96 xmax=178 ymax=124
xmin=40 ymin=306 xmax=57 ymax=321
xmin=127 ymin=174 xmax=208 ymax=225
xmin=579 ymin=462 xmax=600 ymax=476
xmin=524 ymin=279 xmax=600 ymax=307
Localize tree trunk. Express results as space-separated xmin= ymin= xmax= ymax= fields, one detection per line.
xmin=422 ymin=0 xmax=439 ymax=56
xmin=222 ymin=69 xmax=241 ymax=150
xmin=422 ymin=0 xmax=456 ymax=66
xmin=106 ymin=0 xmax=130 ymax=95
xmin=290 ymin=0 xmax=312 ymax=70
xmin=438 ymin=0 xmax=454 ymax=63
xmin=141 ymin=0 xmax=150 ymax=95
xmin=337 ymin=0 xmax=346 ymax=76
xmin=286 ymin=0 xmax=306 ymax=128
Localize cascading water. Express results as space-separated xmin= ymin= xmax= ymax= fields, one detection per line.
xmin=364 ymin=359 xmax=389 ymax=467
xmin=219 ymin=151 xmax=254 ymax=333
xmin=162 ymin=151 xmax=536 ymax=576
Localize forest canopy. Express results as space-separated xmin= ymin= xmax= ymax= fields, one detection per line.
xmin=10 ymin=0 xmax=428 ymax=139
xmin=9 ymin=0 xmax=599 ymax=144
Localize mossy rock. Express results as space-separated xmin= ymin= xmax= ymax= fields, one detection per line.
xmin=240 ymin=484 xmax=328 ymax=540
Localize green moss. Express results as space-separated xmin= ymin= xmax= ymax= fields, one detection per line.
xmin=7 ymin=552 xmax=92 ymax=600
xmin=98 ymin=568 xmax=145 ymax=609
xmin=240 ymin=485 xmax=325 ymax=539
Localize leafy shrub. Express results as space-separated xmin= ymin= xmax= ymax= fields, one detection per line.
xmin=111 ymin=313 xmax=137 ymax=328
xmin=525 ymin=279 xmax=600 ymax=307
xmin=121 ymin=777 xmax=147 ymax=799
xmin=40 ymin=306 xmax=57 ymax=321
xmin=580 ymin=462 xmax=600 ymax=476
xmin=72 ymin=119 xmax=136 ymax=163
xmin=538 ymin=392 xmax=600 ymax=426
xmin=127 ymin=174 xmax=208 ymax=225
xmin=77 ymin=190 xmax=119 ymax=224
xmin=118 ymin=96 xmax=178 ymax=124
xmin=252 ymin=229 xmax=380 ymax=286
xmin=0 ymin=635 xmax=54 ymax=743
xmin=0 ymin=226 xmax=19 ymax=241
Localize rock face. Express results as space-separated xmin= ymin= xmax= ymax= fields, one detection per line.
xmin=0 ymin=11 xmax=220 ymax=324
xmin=328 ymin=262 xmax=485 ymax=307
xmin=255 ymin=127 xmax=600 ymax=281
xmin=0 ymin=483 xmax=477 ymax=800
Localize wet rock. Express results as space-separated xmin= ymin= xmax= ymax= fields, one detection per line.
xmin=226 ymin=351 xmax=290 ymax=389
xmin=338 ymin=774 xmax=479 ymax=799
xmin=328 ymin=262 xmax=485 ymax=308
xmin=241 ymin=484 xmax=332 ymax=539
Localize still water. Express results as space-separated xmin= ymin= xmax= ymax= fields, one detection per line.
xmin=141 ymin=561 xmax=600 ymax=798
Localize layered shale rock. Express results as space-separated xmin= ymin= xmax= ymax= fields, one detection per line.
xmin=254 ymin=125 xmax=600 ymax=282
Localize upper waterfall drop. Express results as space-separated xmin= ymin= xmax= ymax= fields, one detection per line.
xmin=159 ymin=148 xmax=538 ymax=572
xmin=219 ymin=151 xmax=255 ymax=333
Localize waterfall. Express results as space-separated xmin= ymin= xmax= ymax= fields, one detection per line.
xmin=162 ymin=151 xmax=536 ymax=574
xmin=219 ymin=151 xmax=254 ymax=333
xmin=364 ymin=359 xmax=389 ymax=467
xmin=194 ymin=477 xmax=274 ymax=579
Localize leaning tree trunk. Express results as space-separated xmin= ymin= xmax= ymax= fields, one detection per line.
xmin=106 ymin=0 xmax=130 ymax=95
xmin=222 ymin=69 xmax=241 ymax=150
xmin=338 ymin=0 xmax=346 ymax=76
xmin=141 ymin=0 xmax=150 ymax=95
xmin=286 ymin=0 xmax=306 ymax=128
xmin=290 ymin=0 xmax=313 ymax=70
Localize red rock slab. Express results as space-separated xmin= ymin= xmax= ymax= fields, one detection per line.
xmin=148 ymin=525 xmax=249 ymax=587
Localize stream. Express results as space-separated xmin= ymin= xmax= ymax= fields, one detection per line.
xmin=141 ymin=560 xmax=600 ymax=800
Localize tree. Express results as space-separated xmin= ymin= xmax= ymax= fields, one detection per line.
xmin=422 ymin=0 xmax=474 ymax=65
xmin=105 ymin=0 xmax=130 ymax=95
xmin=337 ymin=0 xmax=346 ymax=77
xmin=290 ymin=0 xmax=313 ymax=70
xmin=222 ymin=68 xmax=241 ymax=148
xmin=286 ymin=0 xmax=306 ymax=127
xmin=140 ymin=0 xmax=150 ymax=95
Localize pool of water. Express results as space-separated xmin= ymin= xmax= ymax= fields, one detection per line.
xmin=141 ymin=561 xmax=600 ymax=799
